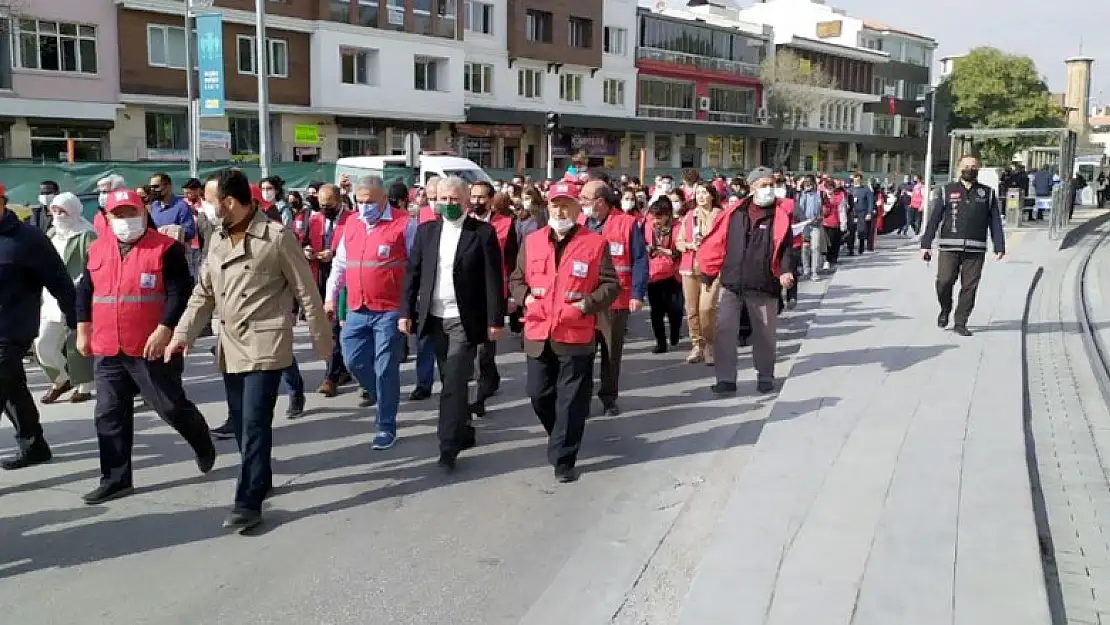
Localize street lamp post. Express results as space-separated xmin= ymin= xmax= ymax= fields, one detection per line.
xmin=255 ymin=0 xmax=270 ymax=179
xmin=184 ymin=0 xmax=196 ymax=178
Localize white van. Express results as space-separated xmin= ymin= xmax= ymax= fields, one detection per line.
xmin=335 ymin=153 xmax=493 ymax=188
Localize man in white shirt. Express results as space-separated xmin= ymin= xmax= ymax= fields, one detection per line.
xmin=324 ymin=176 xmax=417 ymax=450
xmin=400 ymin=177 xmax=506 ymax=472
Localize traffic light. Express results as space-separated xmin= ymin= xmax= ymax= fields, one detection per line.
xmin=918 ymin=90 xmax=936 ymax=122
xmin=545 ymin=111 xmax=560 ymax=134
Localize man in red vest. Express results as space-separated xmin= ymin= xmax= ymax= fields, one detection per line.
xmin=74 ymin=188 xmax=216 ymax=505
xmin=324 ymin=175 xmax=418 ymax=450
xmin=307 ymin=184 xmax=354 ymax=398
xmin=579 ymin=180 xmax=648 ymax=416
xmin=508 ymin=181 xmax=620 ymax=483
xmin=467 ymin=180 xmax=518 ymax=416
xmin=697 ymin=167 xmax=796 ymax=396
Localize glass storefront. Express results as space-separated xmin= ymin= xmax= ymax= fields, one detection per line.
xmin=30 ymin=126 xmax=105 ymax=161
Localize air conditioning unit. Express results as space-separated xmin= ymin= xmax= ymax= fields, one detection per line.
xmin=697 ymin=96 xmax=711 ymax=111
xmin=756 ymin=107 xmax=771 ymax=124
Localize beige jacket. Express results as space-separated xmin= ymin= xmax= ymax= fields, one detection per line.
xmin=174 ymin=209 xmax=331 ymax=373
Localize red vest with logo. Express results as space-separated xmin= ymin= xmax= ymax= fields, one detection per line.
xmin=522 ymin=227 xmax=606 ymax=345
xmin=307 ymin=210 xmax=351 ymax=281
xmin=644 ymin=221 xmax=678 ymax=283
xmin=678 ymin=208 xmax=728 ymax=275
xmin=697 ymin=199 xmax=795 ymax=278
xmin=822 ymin=190 xmax=843 ymax=228
xmin=87 ymin=230 xmax=176 ymax=358
xmin=418 ymin=204 xmax=437 ymax=224
xmin=599 ymin=213 xmax=636 ymax=310
xmin=344 ymin=211 xmax=410 ymax=312
xmin=290 ymin=210 xmax=310 ymax=243
xmin=487 ymin=212 xmax=514 ymax=297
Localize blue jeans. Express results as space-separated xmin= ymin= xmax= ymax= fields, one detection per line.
xmin=222 ymin=369 xmax=282 ymax=512
xmin=282 ymin=357 xmax=304 ymax=398
xmin=415 ymin=332 xmax=436 ymax=391
xmin=341 ymin=309 xmax=401 ymax=435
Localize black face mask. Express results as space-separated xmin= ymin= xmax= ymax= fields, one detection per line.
xmin=472 ymin=201 xmax=489 ymax=215
xmin=290 ymin=200 xmax=303 ymax=211
xmin=961 ymin=169 xmax=979 ymax=182
xmin=321 ymin=204 xmax=339 ymax=217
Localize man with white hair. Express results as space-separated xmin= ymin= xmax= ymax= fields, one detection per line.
xmin=94 ymin=174 xmax=128 ymax=237
xmin=325 ymin=175 xmax=418 ymax=450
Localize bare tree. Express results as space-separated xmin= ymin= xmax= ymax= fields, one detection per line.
xmin=760 ymin=49 xmax=838 ymax=168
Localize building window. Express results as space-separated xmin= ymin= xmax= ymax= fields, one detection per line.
xmin=15 ymin=19 xmax=97 ymax=74
xmin=464 ymin=1 xmax=493 ymax=35
xmin=236 ymin=35 xmax=289 ymax=77
xmin=637 ymin=77 xmax=695 ymax=119
xmin=414 ymin=56 xmax=442 ymax=91
xmin=873 ymin=114 xmax=896 ymax=137
xmin=145 ymin=111 xmax=187 ymax=151
xmin=147 ymin=24 xmax=193 ymax=70
xmin=464 ymin=62 xmax=492 ymax=94
xmin=559 ymin=73 xmax=583 ymax=103
xmin=603 ymin=26 xmax=626 ymax=56
xmin=330 ymin=0 xmax=351 ymax=22
xmin=385 ymin=0 xmax=405 ymax=28
xmin=518 ymin=67 xmax=542 ymax=99
xmin=525 ymin=10 xmax=552 ymax=43
xmin=638 ymin=15 xmax=766 ymax=68
xmin=30 ymin=126 xmax=105 ymax=161
xmin=229 ymin=116 xmax=260 ymax=155
xmin=706 ymin=86 xmax=755 ymax=123
xmin=462 ymin=137 xmax=493 ymax=168
xmin=357 ymin=0 xmax=379 ymax=27
xmin=568 ymin=17 xmax=591 ymax=49
xmin=603 ymin=79 xmax=625 ymax=106
xmin=341 ymin=48 xmax=376 ymax=85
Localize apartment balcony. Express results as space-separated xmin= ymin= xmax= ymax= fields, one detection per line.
xmin=637 ymin=47 xmax=760 ymax=79
xmin=706 ymin=111 xmax=755 ymax=124
xmin=637 ymin=105 xmax=695 ymax=120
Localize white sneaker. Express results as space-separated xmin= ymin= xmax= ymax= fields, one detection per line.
xmin=822 ymin=261 xmax=831 ymax=271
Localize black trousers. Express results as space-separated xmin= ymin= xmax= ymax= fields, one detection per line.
xmin=93 ymin=354 xmax=213 ymax=489
xmin=474 ymin=339 xmax=500 ymax=404
xmin=428 ymin=316 xmax=477 ymax=455
xmin=595 ymin=309 xmax=629 ymax=405
xmin=325 ymin=318 xmax=349 ymax=383
xmin=526 ymin=344 xmax=593 ymax=469
xmin=647 ymin=279 xmax=682 ymax=345
xmin=223 ymin=369 xmax=282 ymax=512
xmin=855 ymin=217 xmax=873 ymax=253
xmin=936 ymin=250 xmax=986 ymax=327
xmin=824 ymin=226 xmax=842 ymax=265
xmin=0 ymin=340 xmax=43 ymax=443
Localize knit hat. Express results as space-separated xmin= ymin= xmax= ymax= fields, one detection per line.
xmin=747 ymin=167 xmax=775 ymax=185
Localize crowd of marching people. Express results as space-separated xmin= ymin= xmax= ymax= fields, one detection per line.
xmin=0 ymin=151 xmax=929 ymax=532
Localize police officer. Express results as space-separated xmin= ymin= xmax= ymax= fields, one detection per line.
xmin=508 ymin=181 xmax=620 ymax=483
xmin=921 ymin=155 xmax=1006 ymax=337
xmin=75 ymin=188 xmax=216 ymax=504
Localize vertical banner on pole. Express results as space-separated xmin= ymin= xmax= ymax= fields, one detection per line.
xmin=196 ymin=13 xmax=224 ymax=117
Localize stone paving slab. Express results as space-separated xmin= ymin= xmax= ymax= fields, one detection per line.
xmin=678 ymin=236 xmax=1051 ymax=625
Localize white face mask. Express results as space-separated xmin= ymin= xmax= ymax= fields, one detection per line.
xmin=548 ymin=217 xmax=574 ymax=234
xmin=52 ymin=213 xmax=77 ymax=231
xmin=201 ymin=200 xmax=218 ymax=222
xmin=98 ymin=192 xmax=108 ymax=208
xmin=773 ymin=187 xmax=787 ymax=199
xmin=262 ymin=189 xmax=277 ymax=203
xmin=754 ymin=187 xmax=777 ymax=207
xmin=582 ymin=205 xmax=597 ymax=220
xmin=658 ymin=183 xmax=673 ymax=194
xmin=111 ymin=216 xmax=146 ymax=243
xmin=39 ymin=194 xmax=55 ymax=206
xmin=621 ymin=200 xmax=636 ymax=212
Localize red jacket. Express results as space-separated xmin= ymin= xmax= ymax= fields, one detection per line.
xmin=521 ymin=227 xmax=606 ymax=345
xmin=698 ymin=198 xmax=795 ymax=279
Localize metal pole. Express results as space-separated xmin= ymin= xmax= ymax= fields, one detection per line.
xmin=545 ymin=132 xmax=554 ymax=181
xmin=255 ymin=0 xmax=270 ymax=178
xmin=184 ymin=0 xmax=197 ymax=178
xmin=921 ymin=88 xmax=937 ymax=230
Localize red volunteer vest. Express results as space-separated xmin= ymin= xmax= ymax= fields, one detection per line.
xmin=87 ymin=229 xmax=176 ymax=358
xmin=697 ymin=199 xmax=794 ymax=279
xmin=307 ymin=210 xmax=351 ymax=281
xmin=486 ymin=212 xmax=513 ymax=297
xmin=644 ymin=221 xmax=678 ymax=283
xmin=344 ymin=211 xmax=410 ymax=312
xmin=599 ymin=213 xmax=636 ymax=310
xmin=522 ymin=227 xmax=606 ymax=345
xmin=822 ymin=191 xmax=843 ymax=228
xmin=418 ymin=204 xmax=437 ymax=224
xmin=93 ymin=210 xmax=109 ymax=238
xmin=290 ymin=210 xmax=310 ymax=243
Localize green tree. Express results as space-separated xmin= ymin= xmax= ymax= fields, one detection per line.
xmin=760 ymin=49 xmax=838 ymax=168
xmin=943 ymin=47 xmax=1063 ymax=164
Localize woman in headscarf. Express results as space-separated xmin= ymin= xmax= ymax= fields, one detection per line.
xmin=36 ymin=192 xmax=96 ymax=403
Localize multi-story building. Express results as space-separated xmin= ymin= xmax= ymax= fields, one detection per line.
xmin=114 ymin=0 xmax=465 ymax=163
xmin=460 ymin=0 xmax=639 ymax=172
xmin=0 ymin=0 xmax=121 ymax=160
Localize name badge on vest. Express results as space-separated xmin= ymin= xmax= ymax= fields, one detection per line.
xmin=571 ymin=260 xmax=589 ymax=279
xmin=377 ymin=244 xmax=391 ymax=259
xmin=609 ymin=242 xmax=624 ymax=257
xmin=139 ymin=273 xmax=157 ymax=289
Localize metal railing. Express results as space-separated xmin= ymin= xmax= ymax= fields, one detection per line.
xmin=637 ymin=47 xmax=760 ymax=78
xmin=637 ymin=105 xmax=695 ymax=120
xmin=706 ymin=111 xmax=755 ymax=124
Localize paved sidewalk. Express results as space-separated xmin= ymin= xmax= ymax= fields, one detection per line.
xmin=679 ymin=236 xmax=1050 ymax=625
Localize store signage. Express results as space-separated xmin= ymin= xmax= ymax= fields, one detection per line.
xmin=195 ymin=13 xmax=225 ymax=117
xmin=816 ymin=20 xmax=842 ymax=39
xmin=456 ymin=124 xmax=523 ymax=139
xmin=553 ymin=135 xmax=618 ymax=158
xmin=198 ymin=129 xmax=231 ymax=150
xmin=294 ymin=124 xmax=320 ymax=145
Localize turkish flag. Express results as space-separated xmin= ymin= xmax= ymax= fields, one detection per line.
xmin=887 ymin=97 xmax=896 ymax=116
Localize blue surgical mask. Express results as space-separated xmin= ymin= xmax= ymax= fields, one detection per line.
xmin=358 ymin=202 xmax=382 ymax=223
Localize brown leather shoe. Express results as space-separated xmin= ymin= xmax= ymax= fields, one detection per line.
xmin=316 ymin=380 xmax=337 ymax=397
xmin=70 ymin=391 xmax=94 ymax=403
xmin=41 ymin=381 xmax=73 ymax=405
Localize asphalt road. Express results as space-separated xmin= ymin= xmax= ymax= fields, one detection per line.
xmin=0 ymin=282 xmax=828 ymax=625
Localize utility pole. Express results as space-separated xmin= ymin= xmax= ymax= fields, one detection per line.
xmin=545 ymin=111 xmax=559 ymax=181
xmin=255 ymin=0 xmax=270 ymax=178
xmin=921 ymin=88 xmax=938 ymax=228
xmin=184 ymin=0 xmax=197 ymax=178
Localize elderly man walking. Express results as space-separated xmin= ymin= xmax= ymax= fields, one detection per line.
xmin=325 ymin=176 xmax=418 ymax=450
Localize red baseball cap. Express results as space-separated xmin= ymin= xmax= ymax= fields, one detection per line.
xmin=105 ymin=189 xmax=143 ymax=213
xmin=250 ymin=184 xmax=272 ymax=209
xmin=547 ymin=181 xmax=580 ymax=202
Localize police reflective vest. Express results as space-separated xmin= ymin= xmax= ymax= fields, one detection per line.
xmin=418 ymin=204 xmax=437 ymax=224
xmin=598 ymin=212 xmax=636 ymax=310
xmin=344 ymin=211 xmax=411 ymax=312
xmin=87 ymin=230 xmax=176 ymax=358
xmin=522 ymin=227 xmax=606 ymax=345
xmin=698 ymin=199 xmax=794 ymax=278
xmin=934 ymin=181 xmax=995 ymax=253
xmin=307 ymin=210 xmax=351 ymax=281
xmin=644 ymin=220 xmax=677 ymax=283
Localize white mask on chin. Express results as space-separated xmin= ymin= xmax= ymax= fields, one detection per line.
xmin=548 ymin=217 xmax=574 ymax=234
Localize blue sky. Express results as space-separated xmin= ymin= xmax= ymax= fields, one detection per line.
xmin=668 ymin=0 xmax=1110 ymax=110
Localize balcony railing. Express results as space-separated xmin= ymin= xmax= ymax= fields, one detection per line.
xmin=637 ymin=47 xmax=760 ymax=79
xmin=637 ymin=105 xmax=695 ymax=120
xmin=706 ymin=111 xmax=755 ymax=124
